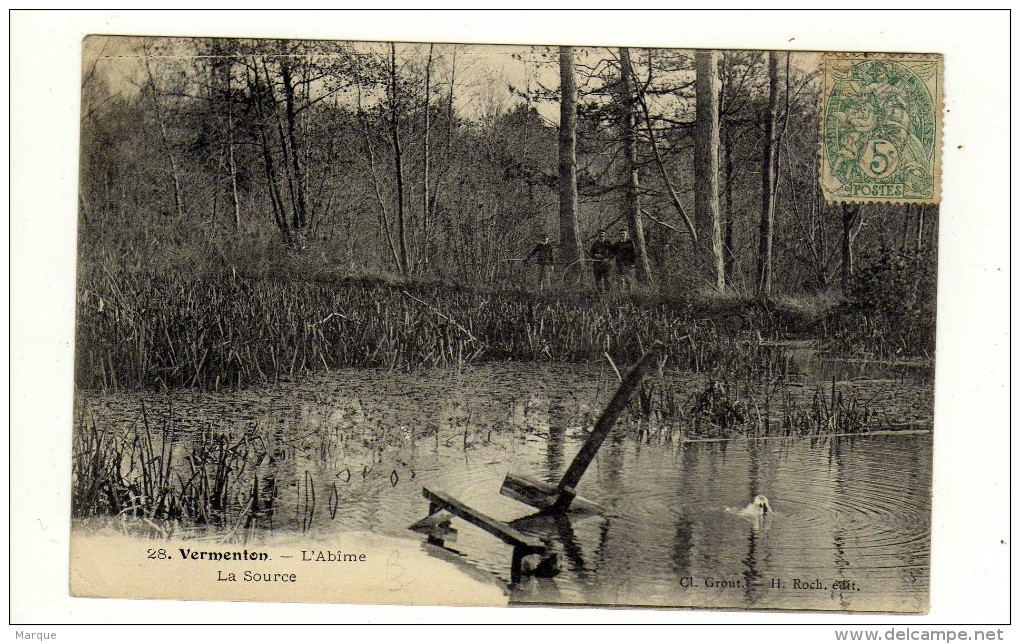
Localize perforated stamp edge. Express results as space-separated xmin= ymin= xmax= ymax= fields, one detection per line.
xmin=818 ymin=52 xmax=943 ymax=206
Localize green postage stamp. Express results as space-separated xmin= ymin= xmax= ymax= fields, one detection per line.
xmin=819 ymin=53 xmax=943 ymax=204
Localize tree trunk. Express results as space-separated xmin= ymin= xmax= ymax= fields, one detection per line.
xmin=841 ymin=204 xmax=860 ymax=291
xmin=259 ymin=122 xmax=290 ymax=245
xmin=916 ymin=205 xmax=926 ymax=250
xmin=258 ymin=60 xmax=303 ymax=238
xmin=226 ymin=65 xmax=241 ymax=229
xmin=419 ymin=44 xmax=434 ymax=275
xmin=389 ymin=44 xmax=409 ymax=276
xmin=841 ymin=221 xmax=852 ymax=292
xmin=757 ymin=51 xmax=780 ymax=296
xmin=633 ymin=50 xmax=697 ymax=245
xmin=694 ymin=51 xmax=726 ymax=291
xmin=358 ymin=85 xmax=402 ymax=274
xmin=142 ymin=47 xmax=185 ymax=219
xmin=619 ymin=48 xmax=653 ymax=286
xmin=723 ymin=119 xmax=736 ymax=282
xmin=901 ymin=204 xmax=913 ymax=250
xmin=558 ymin=46 xmax=582 ymax=272
xmin=421 ymin=46 xmax=458 ymax=277
xmin=813 ymin=190 xmax=828 ymax=291
xmin=259 ymin=59 xmax=304 ymax=237
xmin=279 ymin=55 xmax=308 ymax=231
xmin=248 ymin=62 xmax=290 ymax=244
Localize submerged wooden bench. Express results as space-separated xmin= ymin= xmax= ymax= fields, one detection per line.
xmin=501 ymin=341 xmax=664 ymax=513
xmin=420 ymin=487 xmax=550 ymax=583
xmin=414 ymin=343 xmax=663 ymax=583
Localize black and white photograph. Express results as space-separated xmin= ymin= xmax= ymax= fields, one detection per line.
xmin=9 ymin=9 xmax=1011 ymax=631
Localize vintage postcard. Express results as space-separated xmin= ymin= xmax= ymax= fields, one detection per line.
xmin=70 ymin=34 xmax=940 ymax=614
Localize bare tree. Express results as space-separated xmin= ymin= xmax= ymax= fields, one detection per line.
xmin=630 ymin=49 xmax=697 ymax=246
xmin=225 ymin=63 xmax=242 ymax=229
xmin=720 ymin=50 xmax=765 ymax=285
xmin=420 ymin=44 xmax=434 ymax=273
xmin=420 ymin=45 xmax=459 ymax=276
xmin=558 ymin=46 xmax=583 ymax=272
xmin=915 ymin=204 xmax=927 ymax=251
xmin=277 ymin=44 xmax=309 ymax=231
xmin=695 ymin=50 xmax=726 ymax=291
xmin=245 ymin=58 xmax=292 ymax=243
xmin=618 ymin=48 xmax=654 ymax=286
xmin=141 ymin=41 xmax=185 ymax=220
xmin=757 ymin=51 xmax=781 ymax=296
xmin=388 ymin=43 xmax=409 ymax=275
xmin=841 ymin=203 xmax=866 ymax=291
xmin=358 ymin=83 xmax=403 ymax=274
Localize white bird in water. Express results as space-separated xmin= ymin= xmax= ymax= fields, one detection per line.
xmin=726 ymin=495 xmax=774 ymax=528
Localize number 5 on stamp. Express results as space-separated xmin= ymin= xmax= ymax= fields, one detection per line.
xmin=820 ymin=53 xmax=943 ymax=204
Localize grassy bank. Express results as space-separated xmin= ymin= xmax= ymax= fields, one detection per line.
xmin=76 ymin=245 xmax=934 ymax=391
xmin=78 ymin=268 xmax=822 ymax=391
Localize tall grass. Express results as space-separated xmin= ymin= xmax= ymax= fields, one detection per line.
xmin=822 ymin=307 xmax=936 ymax=360
xmin=71 ymin=404 xmax=273 ymax=535
xmin=627 ymin=375 xmax=916 ymax=440
xmin=76 ymin=269 xmax=799 ymax=391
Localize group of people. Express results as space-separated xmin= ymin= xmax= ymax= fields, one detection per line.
xmin=524 ymin=227 xmax=638 ymax=292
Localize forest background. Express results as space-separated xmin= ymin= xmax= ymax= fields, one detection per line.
xmin=75 ymin=35 xmax=939 ymax=390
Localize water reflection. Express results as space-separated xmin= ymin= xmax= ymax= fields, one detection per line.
xmin=741 ymin=438 xmax=767 ymax=605
xmin=81 ymin=363 xmax=931 ymax=612
xmin=546 ymin=399 xmax=568 ymax=482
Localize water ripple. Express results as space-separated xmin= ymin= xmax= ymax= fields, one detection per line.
xmin=80 ymin=363 xmax=931 ymax=612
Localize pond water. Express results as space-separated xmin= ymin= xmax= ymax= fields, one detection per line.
xmin=80 ymin=361 xmax=932 ymax=612
xmin=779 ymin=340 xmax=935 ymax=384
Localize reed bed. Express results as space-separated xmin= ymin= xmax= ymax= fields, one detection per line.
xmin=628 ymin=375 xmax=896 ymax=440
xmin=822 ymin=307 xmax=936 ymax=361
xmin=71 ymin=405 xmax=277 ymax=534
xmin=76 ymin=271 xmax=795 ymax=391
xmin=73 ymin=369 xmax=922 ymax=531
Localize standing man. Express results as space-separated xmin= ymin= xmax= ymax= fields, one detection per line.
xmin=615 ymin=227 xmax=637 ymax=291
xmin=525 ymin=233 xmax=557 ymax=291
xmin=589 ymin=229 xmax=615 ymax=294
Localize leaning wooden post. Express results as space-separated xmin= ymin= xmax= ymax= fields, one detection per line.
xmin=552 ymin=341 xmax=663 ymax=510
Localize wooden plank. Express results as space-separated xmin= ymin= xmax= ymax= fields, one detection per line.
xmin=497 ymin=343 xmax=663 ymax=513
xmin=421 ymin=487 xmax=546 ymax=552
xmin=500 ymin=473 xmax=558 ymax=510
xmin=500 ymin=473 xmax=604 ymax=514
xmin=549 ymin=341 xmax=663 ymax=510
